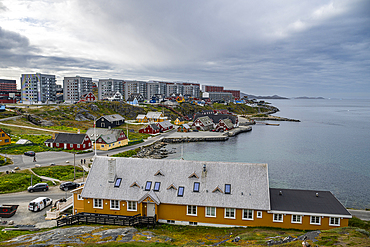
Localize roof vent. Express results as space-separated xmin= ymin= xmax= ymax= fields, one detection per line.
xmin=316 ymin=193 xmax=319 ymax=197
xmin=279 ymin=190 xmax=283 ymax=195
xmin=203 ymin=164 xmax=207 ymax=172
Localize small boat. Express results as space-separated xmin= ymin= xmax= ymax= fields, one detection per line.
xmin=266 ymin=123 xmax=280 ymax=126
xmin=0 ymin=205 xmax=19 ymax=218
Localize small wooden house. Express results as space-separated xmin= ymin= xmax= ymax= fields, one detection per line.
xmin=96 ymin=114 xmax=125 ymax=128
xmin=192 ymin=116 xmax=213 ymax=131
xmin=146 ymin=112 xmax=167 ymax=122
xmin=80 ymin=92 xmax=96 ymax=102
xmin=136 ymin=114 xmax=148 ymax=123
xmin=156 ymin=120 xmax=173 ymax=132
xmin=86 ymin=128 xmax=128 ymax=150
xmin=215 ymin=118 xmax=234 ymax=132
xmin=139 ymin=124 xmax=160 ymax=134
xmin=45 ymin=133 xmax=91 ymax=150
xmin=0 ymin=129 xmax=11 ymax=146
xmin=174 ymin=118 xmax=185 ymax=125
xmin=177 ymin=124 xmax=191 ymax=132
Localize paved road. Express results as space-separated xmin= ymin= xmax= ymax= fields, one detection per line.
xmin=0 ymin=129 xmax=176 ymax=173
xmin=348 ymin=209 xmax=370 ymax=221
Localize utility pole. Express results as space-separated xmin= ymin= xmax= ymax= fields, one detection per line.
xmin=73 ymin=152 xmax=76 ymax=181
xmin=94 ymin=117 xmax=97 ymax=156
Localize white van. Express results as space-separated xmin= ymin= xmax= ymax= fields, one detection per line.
xmin=28 ymin=197 xmax=53 ymax=212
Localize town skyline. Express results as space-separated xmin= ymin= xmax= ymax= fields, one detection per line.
xmin=0 ymin=0 xmax=369 ymax=99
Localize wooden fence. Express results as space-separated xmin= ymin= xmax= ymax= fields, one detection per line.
xmin=57 ymin=213 xmax=156 ymax=228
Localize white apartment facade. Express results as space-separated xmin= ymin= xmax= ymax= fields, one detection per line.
xmin=124 ymin=81 xmax=147 ymax=101
xmin=63 ymin=76 xmax=93 ymax=103
xmin=21 ymin=73 xmax=57 ymax=103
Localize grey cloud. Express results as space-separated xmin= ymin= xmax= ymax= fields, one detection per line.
xmin=0 ymin=2 xmax=8 ymax=12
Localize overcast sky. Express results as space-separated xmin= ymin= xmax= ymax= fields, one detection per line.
xmin=0 ymin=0 xmax=369 ymax=98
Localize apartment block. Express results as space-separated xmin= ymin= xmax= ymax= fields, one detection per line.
xmin=146 ymin=81 xmax=167 ymax=99
xmin=21 ymin=73 xmax=57 ymax=103
xmin=0 ymin=79 xmax=17 ymax=93
xmin=124 ymin=81 xmax=147 ymax=101
xmin=98 ymin=79 xmax=125 ymax=100
xmin=63 ymin=76 xmax=93 ymax=103
xmin=202 ymin=85 xmax=240 ymax=99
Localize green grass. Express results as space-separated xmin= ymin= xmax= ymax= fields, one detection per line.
xmin=349 ymin=217 xmax=370 ymax=231
xmin=32 ymin=165 xmax=87 ymax=181
xmin=112 ymin=148 xmax=141 ymax=157
xmin=0 ymin=155 xmax=12 ymax=166
xmin=0 ymin=143 xmax=59 ymax=155
xmin=0 ymin=170 xmax=52 ymax=194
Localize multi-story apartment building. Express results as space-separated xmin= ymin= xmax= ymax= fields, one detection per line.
xmin=202 ymin=85 xmax=240 ymax=99
xmin=98 ymin=79 xmax=125 ymax=100
xmin=21 ymin=73 xmax=57 ymax=103
xmin=63 ymin=76 xmax=93 ymax=103
xmin=124 ymin=81 xmax=147 ymax=101
xmin=0 ymin=79 xmax=17 ymax=94
xmin=146 ymin=81 xmax=167 ymax=99
xmin=166 ymin=82 xmax=200 ymax=98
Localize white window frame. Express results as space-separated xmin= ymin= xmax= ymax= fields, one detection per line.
xmin=329 ymin=217 xmax=340 ymax=226
xmin=242 ymin=209 xmax=254 ymax=220
xmin=205 ymin=207 xmax=216 ymax=217
xmin=110 ymin=200 xmax=120 ymax=210
xmin=127 ymin=201 xmax=137 ymax=211
xmin=70 ymin=144 xmax=73 ymax=148
xmin=187 ymin=205 xmax=197 ymax=216
xmin=273 ymin=213 xmax=283 ymax=222
xmin=291 ymin=215 xmax=302 ymax=224
xmin=77 ymin=194 xmax=83 ymax=200
xmin=224 ymin=208 xmax=236 ymax=219
xmin=77 ymin=144 xmax=80 ymax=148
xmin=93 ymin=199 xmax=103 ymax=209
xmin=257 ymin=211 xmax=262 ymax=218
xmin=310 ymin=216 xmax=321 ymax=225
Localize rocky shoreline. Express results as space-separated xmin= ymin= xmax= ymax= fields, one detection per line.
xmin=250 ymin=116 xmax=300 ymax=122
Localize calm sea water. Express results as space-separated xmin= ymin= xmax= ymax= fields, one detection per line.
xmin=165 ymin=99 xmax=370 ymax=209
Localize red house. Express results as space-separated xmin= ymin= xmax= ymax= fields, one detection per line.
xmin=79 ymin=92 xmax=96 ymax=102
xmin=156 ymin=120 xmax=173 ymax=132
xmin=139 ymin=124 xmax=160 ymax=134
xmin=44 ymin=133 xmax=92 ymax=150
xmin=215 ymin=118 xmax=234 ymax=132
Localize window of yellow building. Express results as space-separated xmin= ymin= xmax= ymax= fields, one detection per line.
xmin=93 ymin=199 xmax=103 ymax=209
xmin=187 ymin=205 xmax=197 ymax=216
xmin=225 ymin=208 xmax=235 ymax=219
xmin=205 ymin=207 xmax=216 ymax=217
xmin=110 ymin=200 xmax=120 ymax=210
xmin=273 ymin=213 xmax=283 ymax=222
xmin=243 ymin=209 xmax=254 ymax=220
xmin=127 ymin=201 xmax=137 ymax=211
xmin=329 ymin=217 xmax=340 ymax=226
xmin=291 ymin=215 xmax=302 ymax=223
xmin=310 ymin=216 xmax=321 ymax=225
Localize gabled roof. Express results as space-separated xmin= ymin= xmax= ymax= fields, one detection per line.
xmin=146 ymin=112 xmax=163 ymax=119
xmin=99 ymin=134 xmax=117 ymax=144
xmin=157 ymin=120 xmax=173 ymax=129
xmin=99 ymin=114 xmax=125 ymax=123
xmin=136 ymin=114 xmax=147 ymax=119
xmin=195 ymin=116 xmax=213 ymax=126
xmin=86 ymin=128 xmax=125 ymax=142
xmin=81 ymin=157 xmax=270 ymax=210
xmin=53 ymin=133 xmax=87 ymax=144
xmin=193 ymin=113 xmax=238 ymax=124
xmin=219 ymin=118 xmax=234 ymax=129
xmin=182 ymin=124 xmax=191 ymax=129
xmin=269 ymin=188 xmax=351 ymax=217
xmin=148 ymin=124 xmax=160 ymax=130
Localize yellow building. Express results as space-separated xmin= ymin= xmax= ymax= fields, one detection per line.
xmin=72 ymin=157 xmax=351 ymax=230
xmin=136 ymin=114 xmax=148 ymax=123
xmin=174 ymin=118 xmax=185 ymax=125
xmin=86 ymin=128 xmax=128 ymax=151
xmin=0 ymin=129 xmax=11 ymax=146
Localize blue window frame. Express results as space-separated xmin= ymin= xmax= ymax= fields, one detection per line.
xmin=145 ymin=181 xmax=152 ymax=191
xmin=154 ymin=182 xmax=161 ymax=191
xmin=178 ymin=186 xmax=184 ymax=197
xmin=225 ymin=184 xmax=231 ymax=194
xmin=193 ymin=182 xmax=200 ymax=192
xmin=114 ymin=178 xmax=122 ymax=187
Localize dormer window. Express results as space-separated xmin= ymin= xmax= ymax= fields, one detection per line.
xmin=225 ymin=184 xmax=231 ymax=194
xmin=178 ymin=186 xmax=184 ymax=197
xmin=154 ymin=182 xmax=161 ymax=191
xmin=167 ymin=184 xmax=177 ymax=190
xmin=188 ymin=172 xmax=199 ymax=179
xmin=130 ymin=182 xmax=140 ymax=188
xmin=212 ymin=186 xmax=223 ymax=193
xmin=145 ymin=181 xmax=152 ymax=191
xmin=114 ymin=178 xmax=122 ymax=188
xmin=154 ymin=170 xmax=165 ymax=176
xmin=193 ymin=182 xmax=200 ymax=192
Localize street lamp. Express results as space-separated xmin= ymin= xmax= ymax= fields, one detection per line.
xmin=93 ymin=117 xmax=97 ymax=156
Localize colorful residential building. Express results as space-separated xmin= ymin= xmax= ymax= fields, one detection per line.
xmin=156 ymin=120 xmax=174 ymax=132
xmin=174 ymin=118 xmax=185 ymax=125
xmin=139 ymin=124 xmax=160 ymax=134
xmin=72 ymin=157 xmax=351 ymax=230
xmin=44 ymin=133 xmax=92 ymax=150
xmin=86 ymin=128 xmax=128 ymax=151
xmin=96 ymin=114 xmax=125 ymax=129
xmin=0 ymin=129 xmax=11 ymax=146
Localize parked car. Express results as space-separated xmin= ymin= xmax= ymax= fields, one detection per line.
xmin=24 ymin=151 xmax=35 ymax=157
xmin=28 ymin=197 xmax=52 ymax=212
xmin=60 ymin=181 xmax=79 ymax=191
xmin=28 ymin=183 xmax=49 ymax=193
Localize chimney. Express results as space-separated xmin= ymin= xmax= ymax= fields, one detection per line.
xmin=202 ymin=164 xmax=207 ymax=178
xmin=108 ymin=158 xmax=116 ymax=183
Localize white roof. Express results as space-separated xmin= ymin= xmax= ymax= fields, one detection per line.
xmin=81 ymin=157 xmax=270 ymax=210
xmin=146 ymin=112 xmax=163 ymax=119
